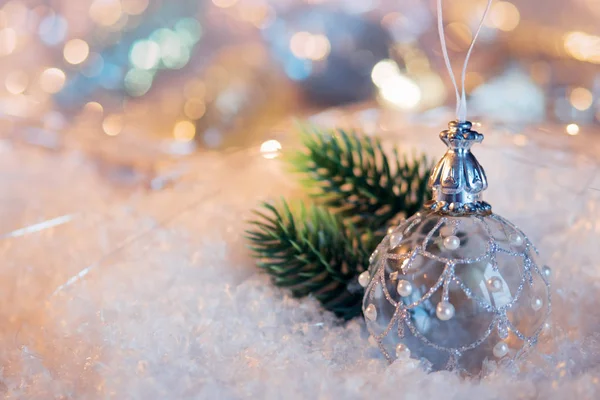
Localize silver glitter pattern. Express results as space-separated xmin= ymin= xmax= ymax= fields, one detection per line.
xmin=362 ymin=211 xmax=551 ymax=372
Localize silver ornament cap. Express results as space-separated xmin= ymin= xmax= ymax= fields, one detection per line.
xmin=426 ymin=121 xmax=491 ymax=215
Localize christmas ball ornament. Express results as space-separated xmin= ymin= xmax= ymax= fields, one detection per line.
xmin=361 ymin=121 xmax=551 ymax=374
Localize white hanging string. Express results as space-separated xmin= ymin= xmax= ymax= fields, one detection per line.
xmin=437 ymin=0 xmax=493 ymax=122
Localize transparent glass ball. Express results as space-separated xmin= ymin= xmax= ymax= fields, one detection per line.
xmin=362 ymin=210 xmax=550 ymax=375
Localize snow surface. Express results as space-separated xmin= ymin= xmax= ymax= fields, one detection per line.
xmin=2 ymin=112 xmax=600 ymax=398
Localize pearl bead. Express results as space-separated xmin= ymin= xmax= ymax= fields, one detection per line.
xmin=443 ymin=236 xmax=460 ymax=250
xmin=486 ymin=277 xmax=503 ymax=292
xmin=509 ymin=233 xmax=523 ymax=246
xmin=396 ymin=280 xmax=413 ymax=297
xmin=531 ymin=297 xmax=543 ymax=311
xmin=493 ymin=341 xmax=509 ymax=358
xmin=542 ymin=265 xmax=551 ymax=279
xmin=358 ymin=271 xmax=370 ymax=288
xmin=436 ymin=301 xmax=455 ymax=321
xmin=365 ymin=304 xmax=377 ymax=321
xmin=395 ymin=343 xmax=411 ymax=360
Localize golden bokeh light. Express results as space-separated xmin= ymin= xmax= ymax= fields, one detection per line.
xmin=371 ymin=59 xmax=401 ymax=88
xmin=379 ymin=75 xmax=421 ymax=109
xmin=84 ymin=101 xmax=104 ymax=114
xmin=290 ymin=32 xmax=311 ymax=58
xmin=63 ymin=39 xmax=90 ymax=65
xmin=173 ymin=120 xmax=196 ymax=142
xmin=184 ymin=99 xmax=207 ymax=120
xmin=373 ymin=59 xmax=421 ymax=109
xmin=89 ymin=0 xmax=123 ymax=26
xmin=290 ymin=32 xmax=331 ymax=61
xmin=308 ymin=34 xmax=330 ymax=61
xmin=564 ymin=31 xmax=600 ymax=64
xmin=260 ymin=139 xmax=282 ymax=159
xmin=103 ymin=114 xmax=123 ymax=136
xmin=570 ymin=87 xmax=593 ymax=111
xmin=39 ymin=67 xmax=66 ymax=94
xmin=5 ymin=70 xmax=28 ymax=94
xmin=566 ymin=123 xmax=580 ymax=136
xmin=490 ymin=2 xmax=520 ymax=32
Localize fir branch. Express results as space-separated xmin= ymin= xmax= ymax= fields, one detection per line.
xmin=290 ymin=126 xmax=433 ymax=232
xmin=246 ymin=201 xmax=376 ymax=320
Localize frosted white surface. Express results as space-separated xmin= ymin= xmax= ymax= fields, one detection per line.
xmin=2 ymin=111 xmax=600 ymax=398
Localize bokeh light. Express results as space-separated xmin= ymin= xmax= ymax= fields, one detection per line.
xmin=570 ymin=87 xmax=593 ymax=111
xmin=260 ymin=139 xmax=282 ymax=159
xmin=371 ymin=59 xmax=401 ymax=87
xmin=173 ymin=120 xmax=196 ymax=142
xmin=490 ymin=2 xmax=520 ymax=32
xmin=5 ymin=70 xmax=28 ymax=94
xmin=564 ymin=31 xmax=600 ymax=64
xmin=124 ymin=68 xmax=154 ymax=96
xmin=373 ymin=60 xmax=421 ymax=109
xmin=566 ymin=123 xmax=580 ymax=136
xmin=84 ymin=101 xmax=104 ymax=114
xmin=175 ymin=18 xmax=203 ymax=47
xmin=152 ymin=29 xmax=190 ymax=69
xmin=38 ymin=14 xmax=68 ymax=46
xmin=290 ymin=32 xmax=331 ymax=61
xmin=184 ymin=99 xmax=206 ymax=120
xmin=63 ymin=39 xmax=90 ymax=65
xmin=103 ymin=114 xmax=123 ymax=136
xmin=130 ymin=40 xmax=161 ymax=70
xmin=39 ymin=68 xmax=66 ymax=94
xmin=379 ymin=75 xmax=421 ymax=109
xmin=371 ymin=60 xmax=421 ymax=109
xmin=89 ymin=0 xmax=123 ymax=27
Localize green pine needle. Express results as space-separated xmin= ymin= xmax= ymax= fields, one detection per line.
xmin=290 ymin=126 xmax=433 ymax=231
xmin=247 ymin=126 xmax=433 ymax=319
xmin=246 ymin=201 xmax=376 ymax=320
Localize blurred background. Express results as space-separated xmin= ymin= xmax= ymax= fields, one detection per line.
xmin=0 ymin=0 xmax=599 ymax=189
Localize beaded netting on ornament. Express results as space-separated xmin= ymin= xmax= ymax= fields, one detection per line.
xmin=360 ymin=210 xmax=551 ymax=374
